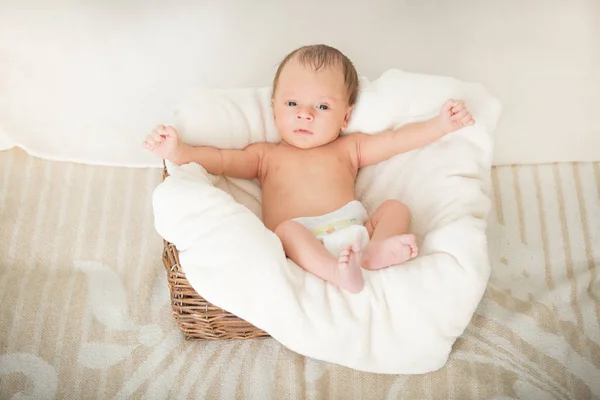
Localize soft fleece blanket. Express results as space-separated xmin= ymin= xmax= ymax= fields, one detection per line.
xmin=152 ymin=70 xmax=501 ymax=374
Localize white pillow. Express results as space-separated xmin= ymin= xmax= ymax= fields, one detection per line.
xmin=153 ymin=69 xmax=501 ymax=374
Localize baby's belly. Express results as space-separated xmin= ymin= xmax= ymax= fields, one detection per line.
xmin=261 ymin=181 xmax=356 ymax=231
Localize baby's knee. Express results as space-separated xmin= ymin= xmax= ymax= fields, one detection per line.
xmin=274 ymin=219 xmax=297 ymax=239
xmin=381 ymin=199 xmax=410 ymax=217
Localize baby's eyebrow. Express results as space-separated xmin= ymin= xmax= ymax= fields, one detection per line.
xmin=318 ymin=96 xmax=338 ymax=103
xmin=278 ymin=92 xmax=339 ymax=103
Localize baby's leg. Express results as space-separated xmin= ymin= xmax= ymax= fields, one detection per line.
xmin=362 ymin=200 xmax=418 ymax=270
xmin=275 ymin=220 xmax=364 ymax=293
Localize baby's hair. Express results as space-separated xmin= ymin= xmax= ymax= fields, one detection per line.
xmin=272 ymin=44 xmax=359 ymax=106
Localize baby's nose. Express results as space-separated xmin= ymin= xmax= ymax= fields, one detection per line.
xmin=296 ymin=108 xmax=313 ymax=121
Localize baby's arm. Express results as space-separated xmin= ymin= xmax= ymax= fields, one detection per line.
xmin=178 ymin=142 xmax=265 ymax=179
xmin=143 ymin=125 xmax=265 ymax=179
xmin=350 ymin=99 xmax=474 ymax=168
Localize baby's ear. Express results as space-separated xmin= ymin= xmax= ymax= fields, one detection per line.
xmin=342 ymin=105 xmax=354 ymax=129
xmin=271 ymin=99 xmax=276 ymax=120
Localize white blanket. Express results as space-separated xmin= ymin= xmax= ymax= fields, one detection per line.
xmin=152 ymin=70 xmax=502 ymax=374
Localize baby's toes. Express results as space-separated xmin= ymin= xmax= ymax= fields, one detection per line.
xmin=399 ymin=234 xmax=416 ymax=247
xmin=338 ymin=250 xmax=350 ymax=263
xmin=409 ymin=242 xmax=419 ymax=257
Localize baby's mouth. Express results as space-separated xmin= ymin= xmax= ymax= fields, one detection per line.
xmin=294 ymin=129 xmax=313 ymax=135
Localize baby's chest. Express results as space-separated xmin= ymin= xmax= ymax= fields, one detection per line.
xmin=272 ymin=152 xmax=351 ymax=178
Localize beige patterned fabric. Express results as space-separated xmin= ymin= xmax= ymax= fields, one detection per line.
xmin=1 ymin=148 xmax=599 ymax=399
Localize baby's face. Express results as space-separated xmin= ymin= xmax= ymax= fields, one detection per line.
xmin=272 ymin=59 xmax=353 ymax=149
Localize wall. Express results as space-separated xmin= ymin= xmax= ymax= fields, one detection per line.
xmin=0 ymin=0 xmax=598 ymax=167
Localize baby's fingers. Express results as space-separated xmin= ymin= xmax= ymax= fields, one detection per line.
xmin=451 ymin=109 xmax=468 ymax=121
xmin=144 ymin=131 xmax=163 ymax=147
xmin=154 ymin=125 xmax=166 ymax=134
xmin=149 ymin=130 xmax=166 ymax=144
xmin=143 ymin=139 xmax=156 ymax=150
xmin=462 ymin=114 xmax=475 ymax=126
xmin=144 ymin=135 xmax=157 ymax=147
xmin=443 ymin=99 xmax=456 ymax=113
xmin=164 ymin=125 xmax=178 ymax=139
xmin=451 ymin=101 xmax=465 ymax=114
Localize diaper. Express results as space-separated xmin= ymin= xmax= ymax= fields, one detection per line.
xmin=292 ymin=200 xmax=370 ymax=256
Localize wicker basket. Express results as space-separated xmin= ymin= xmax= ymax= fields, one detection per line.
xmin=161 ymin=163 xmax=269 ymax=340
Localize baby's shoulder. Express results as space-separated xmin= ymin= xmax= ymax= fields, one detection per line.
xmin=335 ymin=133 xmax=363 ymax=153
xmin=335 ymin=133 xmax=364 ymax=168
xmin=245 ymin=141 xmax=276 ymax=155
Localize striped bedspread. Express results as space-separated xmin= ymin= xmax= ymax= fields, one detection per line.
xmin=1 ymin=148 xmax=598 ymax=399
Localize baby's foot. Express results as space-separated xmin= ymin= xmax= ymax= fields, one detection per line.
xmin=335 ymin=241 xmax=364 ymax=293
xmin=362 ymin=234 xmax=418 ymax=270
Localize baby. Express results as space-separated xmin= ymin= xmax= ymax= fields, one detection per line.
xmin=144 ymin=44 xmax=474 ymax=294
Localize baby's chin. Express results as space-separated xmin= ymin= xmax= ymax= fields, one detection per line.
xmin=280 ymin=138 xmax=316 ymax=149
xmin=281 ymin=131 xmax=340 ymax=149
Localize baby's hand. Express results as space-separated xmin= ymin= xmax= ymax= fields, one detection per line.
xmin=437 ymin=99 xmax=475 ymax=135
xmin=143 ymin=125 xmax=183 ymax=163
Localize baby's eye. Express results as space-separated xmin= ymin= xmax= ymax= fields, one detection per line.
xmin=317 ymin=104 xmax=329 ymax=110
xmin=286 ymin=101 xmax=297 ymax=107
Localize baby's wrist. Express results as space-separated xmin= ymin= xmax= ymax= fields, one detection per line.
xmin=172 ymin=142 xmax=188 ymax=166
xmin=429 ymin=117 xmax=446 ymax=138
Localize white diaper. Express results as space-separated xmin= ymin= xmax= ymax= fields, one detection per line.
xmin=292 ymin=200 xmax=370 ymax=256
